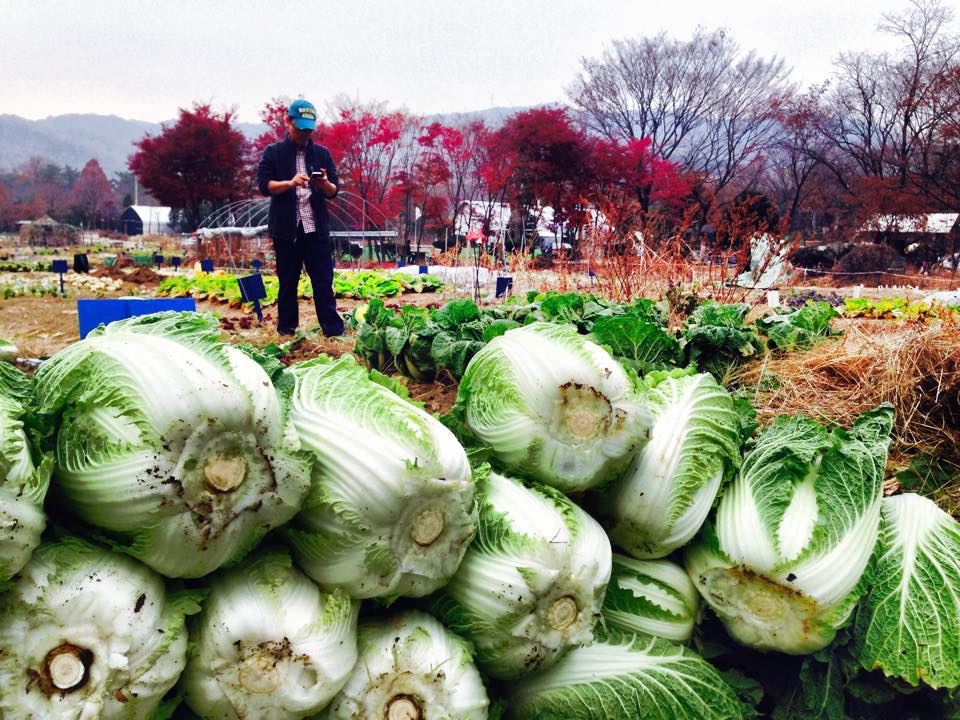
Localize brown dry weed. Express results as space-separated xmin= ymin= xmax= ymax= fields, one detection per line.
xmin=732 ymin=318 xmax=960 ymax=468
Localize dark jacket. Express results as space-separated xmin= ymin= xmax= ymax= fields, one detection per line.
xmin=257 ymin=137 xmax=339 ymax=242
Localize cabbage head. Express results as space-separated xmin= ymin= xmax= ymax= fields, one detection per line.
xmin=327 ymin=611 xmax=489 ymax=720
xmin=455 ymin=322 xmax=650 ymax=493
xmin=602 ymin=554 xmax=700 ymax=644
xmin=34 ymin=312 xmax=312 ymax=578
xmin=851 ymin=493 xmax=960 ymax=689
xmin=0 ymin=362 xmax=51 ymax=584
xmin=283 ymin=355 xmax=476 ymax=599
xmin=603 ymin=370 xmax=741 ymax=559
xmin=686 ymin=405 xmax=894 ymax=654
xmin=431 ymin=469 xmax=611 ymax=678
xmin=0 ymin=537 xmax=197 ymax=719
xmin=508 ymin=627 xmax=743 ymax=720
xmin=182 ymin=549 xmax=358 ymax=719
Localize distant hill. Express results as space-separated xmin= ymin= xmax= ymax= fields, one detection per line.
xmin=0 ymin=106 xmax=543 ymax=177
xmin=0 ymin=114 xmax=269 ymax=177
xmin=424 ymin=105 xmax=534 ymax=128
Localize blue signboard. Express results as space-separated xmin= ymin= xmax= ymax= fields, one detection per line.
xmin=495 ymin=276 xmax=513 ymax=298
xmin=237 ymin=273 xmax=267 ymax=323
xmin=200 ymin=259 xmax=214 ymax=272
xmin=77 ymin=298 xmax=197 ymax=339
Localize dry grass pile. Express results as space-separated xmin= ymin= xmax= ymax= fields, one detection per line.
xmin=732 ymin=319 xmax=960 ymax=466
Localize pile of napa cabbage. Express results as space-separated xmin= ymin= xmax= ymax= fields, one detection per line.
xmin=0 ymin=308 xmax=956 ymax=720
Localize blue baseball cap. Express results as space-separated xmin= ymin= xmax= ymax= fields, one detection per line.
xmin=288 ymin=99 xmax=317 ymax=131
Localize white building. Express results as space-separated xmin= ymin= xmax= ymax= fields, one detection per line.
xmin=120 ymin=205 xmax=173 ymax=235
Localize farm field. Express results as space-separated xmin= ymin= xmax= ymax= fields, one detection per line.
xmin=1 ymin=251 xmax=959 ymax=719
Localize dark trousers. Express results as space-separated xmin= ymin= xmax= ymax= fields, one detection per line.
xmin=274 ymin=225 xmax=344 ymax=336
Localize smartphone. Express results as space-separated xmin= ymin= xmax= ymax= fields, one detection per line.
xmin=310 ymin=170 xmax=325 ymax=179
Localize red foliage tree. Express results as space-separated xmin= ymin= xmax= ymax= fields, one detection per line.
xmin=588 ymin=137 xmax=691 ymax=212
xmin=317 ymin=105 xmax=418 ymax=225
xmin=128 ymin=104 xmax=251 ymax=231
xmin=253 ymin=96 xmax=292 ymax=156
xmin=71 ymin=159 xmax=116 ymax=229
xmin=482 ymin=108 xmax=589 ymax=249
xmin=582 ymin=136 xmax=693 ymax=256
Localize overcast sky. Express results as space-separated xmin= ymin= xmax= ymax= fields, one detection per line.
xmin=0 ymin=0 xmax=918 ymax=124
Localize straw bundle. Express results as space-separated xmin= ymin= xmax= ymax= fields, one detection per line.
xmin=732 ymin=319 xmax=960 ymax=465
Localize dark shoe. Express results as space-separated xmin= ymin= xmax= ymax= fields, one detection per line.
xmin=277 ymin=327 xmax=297 ymax=337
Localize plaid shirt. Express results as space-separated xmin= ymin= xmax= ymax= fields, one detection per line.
xmin=294 ymin=149 xmax=316 ymax=233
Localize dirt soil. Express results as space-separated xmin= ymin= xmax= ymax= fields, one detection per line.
xmin=91 ymin=266 xmax=163 ymax=284
xmin=0 ymin=295 xmax=82 ymax=360
xmin=0 ymin=292 xmax=443 ymax=363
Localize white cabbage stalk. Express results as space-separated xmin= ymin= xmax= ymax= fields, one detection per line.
xmin=602 ymin=554 xmax=700 ymax=644
xmin=686 ymin=405 xmax=894 ymax=654
xmin=455 ymin=322 xmax=650 ymax=493
xmin=0 ymin=364 xmax=51 ymax=583
xmin=183 ymin=549 xmax=359 ymax=719
xmin=851 ymin=493 xmax=960 ymax=689
xmin=0 ymin=537 xmax=196 ymax=719
xmin=327 ymin=611 xmax=488 ymax=720
xmin=508 ymin=628 xmax=743 ymax=720
xmin=284 ymin=356 xmax=476 ymax=599
xmin=605 ymin=371 xmax=741 ymax=558
xmin=431 ymin=470 xmax=612 ymax=678
xmin=33 ymin=312 xmax=311 ymax=578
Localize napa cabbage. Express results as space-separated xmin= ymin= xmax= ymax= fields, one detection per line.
xmin=283 ymin=355 xmax=476 ymax=599
xmin=685 ymin=405 xmax=895 ymax=654
xmin=33 ymin=312 xmax=312 ymax=578
xmin=602 ymin=554 xmax=700 ymax=644
xmin=0 ymin=362 xmax=51 ymax=584
xmin=0 ymin=537 xmax=198 ymax=719
xmin=851 ymin=492 xmax=960 ymax=689
xmin=602 ymin=369 xmax=741 ymax=559
xmin=455 ymin=321 xmax=651 ymax=493
xmin=327 ymin=611 xmax=489 ymax=720
xmin=431 ymin=469 xmax=611 ymax=678
xmin=508 ymin=627 xmax=744 ymax=720
xmin=182 ymin=549 xmax=358 ymax=719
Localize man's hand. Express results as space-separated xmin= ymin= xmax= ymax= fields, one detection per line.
xmin=312 ymin=168 xmax=337 ymax=198
xmin=290 ymin=172 xmax=310 ymax=189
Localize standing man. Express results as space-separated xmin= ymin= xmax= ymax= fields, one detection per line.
xmin=257 ymin=99 xmax=344 ymax=337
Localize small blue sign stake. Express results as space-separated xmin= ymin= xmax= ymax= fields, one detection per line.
xmin=396 ymin=259 xmax=405 ymax=269
xmin=251 ymin=259 xmax=263 ymax=271
xmin=51 ymin=259 xmax=69 ymax=295
xmin=237 ymin=273 xmax=267 ymax=324
xmin=200 ymin=259 xmax=214 ymax=273
xmin=495 ymin=276 xmax=513 ymax=298
xmin=153 ymin=254 xmax=164 ymax=269
xmin=170 ymin=256 xmax=182 ymax=270
xmin=418 ymin=265 xmax=428 ymax=275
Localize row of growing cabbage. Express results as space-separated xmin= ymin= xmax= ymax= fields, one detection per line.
xmin=0 ymin=311 xmax=958 ymax=718
xmin=351 ymin=292 xmax=844 ymax=385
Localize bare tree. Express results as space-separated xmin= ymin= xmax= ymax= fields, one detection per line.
xmin=825 ymin=0 xmax=959 ymax=195
xmin=567 ymin=28 xmax=792 ymax=197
